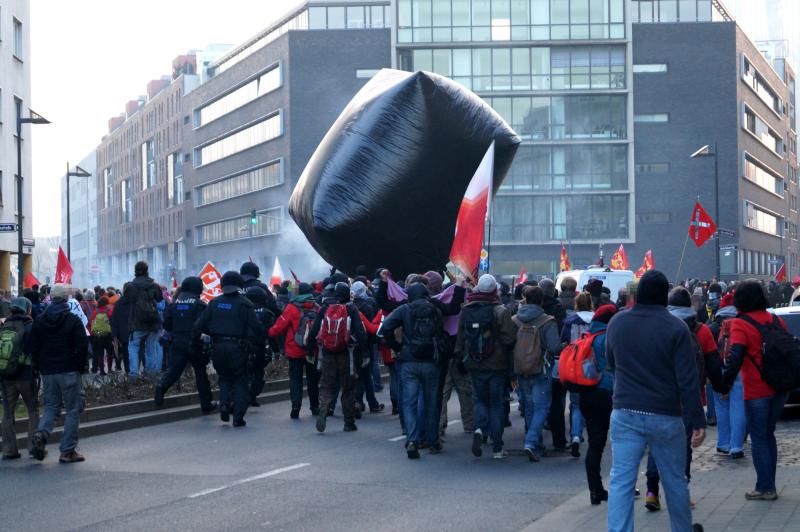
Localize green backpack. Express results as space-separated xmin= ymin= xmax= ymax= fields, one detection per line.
xmin=91 ymin=310 xmax=112 ymax=337
xmin=0 ymin=320 xmax=27 ymax=377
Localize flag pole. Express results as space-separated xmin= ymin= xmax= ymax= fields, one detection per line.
xmin=676 ymin=196 xmax=701 ymax=282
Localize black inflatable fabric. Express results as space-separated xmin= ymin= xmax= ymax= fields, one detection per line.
xmin=289 ymin=69 xmax=520 ymax=278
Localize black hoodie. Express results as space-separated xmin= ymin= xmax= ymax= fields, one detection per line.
xmin=31 ymin=301 xmax=89 ymax=375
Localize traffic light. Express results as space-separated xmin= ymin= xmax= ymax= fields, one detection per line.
xmin=250 ymin=209 xmax=257 ymax=225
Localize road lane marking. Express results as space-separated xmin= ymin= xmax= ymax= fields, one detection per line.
xmin=187 ymin=463 xmax=310 ymax=499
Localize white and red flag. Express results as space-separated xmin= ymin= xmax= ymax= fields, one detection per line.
xmin=270 ymin=257 xmax=284 ymax=287
xmin=198 ymin=262 xmax=223 ymax=302
xmin=689 ymin=201 xmax=717 ymax=247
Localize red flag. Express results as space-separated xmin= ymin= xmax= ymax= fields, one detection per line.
xmin=23 ymin=271 xmax=40 ymax=289
xmin=171 ymin=270 xmax=178 ymax=289
xmin=518 ymin=266 xmax=528 ymax=284
xmin=449 ymin=141 xmax=494 ymax=281
xmin=689 ymin=201 xmax=717 ymax=247
xmin=198 ymin=261 xmax=223 ymax=302
xmin=54 ymin=246 xmax=73 ymax=284
xmin=270 ymin=257 xmax=284 ymax=287
xmin=634 ymin=250 xmax=655 ymax=279
xmin=560 ymin=243 xmax=571 ymax=272
xmin=776 ymin=263 xmax=786 ymax=282
xmin=610 ymin=244 xmax=630 ymax=270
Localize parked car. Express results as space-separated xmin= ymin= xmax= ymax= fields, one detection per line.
xmin=770 ymin=306 xmax=800 ymax=405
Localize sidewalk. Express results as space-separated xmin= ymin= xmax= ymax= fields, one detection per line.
xmin=522 ymin=420 xmax=800 ymax=531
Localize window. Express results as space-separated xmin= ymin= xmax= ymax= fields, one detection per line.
xmin=121 ymin=179 xmax=133 ymax=223
xmin=195 ymin=160 xmax=284 ymax=206
xmin=103 ymin=168 xmax=113 ymax=208
xmin=743 ymin=153 xmax=783 ymax=196
xmin=632 ymin=0 xmax=714 ymax=23
xmin=635 ymin=162 xmax=670 ymax=173
xmin=195 ymin=113 xmax=282 ymax=166
xmin=634 ymin=113 xmax=669 ymax=123
xmin=743 ymin=105 xmax=783 ymax=155
xmin=633 ymin=63 xmax=668 ymax=73
xmin=309 ymin=7 xmax=326 ymax=28
xmin=14 ymin=97 xmax=22 ymax=130
xmin=195 ymin=207 xmax=283 ymax=245
xmin=744 ymin=201 xmax=782 ymax=236
xmin=742 ymin=57 xmax=783 ymax=116
xmin=346 ymin=5 xmax=366 ymax=28
xmin=141 ymin=141 xmax=154 ymax=190
xmin=13 ymin=18 xmax=22 ymax=59
xmin=166 ymin=152 xmax=183 ymax=208
xmin=196 ymin=64 xmax=282 ymax=126
xmin=637 ymin=212 xmax=671 ymax=224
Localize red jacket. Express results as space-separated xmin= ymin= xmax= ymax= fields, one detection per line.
xmin=269 ymin=301 xmax=318 ymax=359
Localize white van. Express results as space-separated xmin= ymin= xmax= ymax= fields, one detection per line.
xmin=555 ymin=268 xmax=635 ymax=301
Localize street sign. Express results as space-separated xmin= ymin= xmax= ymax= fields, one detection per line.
xmin=768 ymin=259 xmax=782 ymax=265
xmin=719 ymin=244 xmax=737 ymax=251
xmin=23 ymin=238 xmax=34 ymax=247
xmin=717 ymin=228 xmax=736 ymax=237
xmin=0 ymin=223 xmax=18 ymax=232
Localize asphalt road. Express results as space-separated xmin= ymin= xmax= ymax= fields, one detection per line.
xmin=0 ymin=389 xmax=599 ymax=532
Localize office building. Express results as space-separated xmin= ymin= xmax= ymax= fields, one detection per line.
xmin=60 ymin=151 xmax=98 ymax=288
xmin=182 ymin=1 xmax=391 ymax=277
xmin=0 ymin=0 xmax=33 ymax=291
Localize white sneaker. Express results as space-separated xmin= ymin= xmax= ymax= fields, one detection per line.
xmin=493 ymin=450 xmax=508 ymax=459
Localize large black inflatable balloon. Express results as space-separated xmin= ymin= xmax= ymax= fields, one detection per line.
xmin=289 ymin=69 xmax=520 ymax=278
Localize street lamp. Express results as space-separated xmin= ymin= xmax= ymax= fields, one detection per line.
xmin=16 ymin=109 xmax=51 ymax=294
xmin=65 ymin=163 xmax=91 ymax=261
xmin=690 ymin=143 xmax=720 ymax=280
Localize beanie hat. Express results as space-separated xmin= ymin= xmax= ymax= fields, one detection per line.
xmin=298 ymin=282 xmax=314 ymax=295
xmin=637 ymin=270 xmax=669 ymax=306
xmin=240 ymin=262 xmax=260 ymax=279
xmin=221 ymin=271 xmax=245 ymax=294
xmin=423 ymin=271 xmax=444 ymax=294
xmin=538 ymin=278 xmax=555 ymax=297
xmin=586 ymin=278 xmax=603 ymax=297
xmin=476 ymin=274 xmax=497 ymax=294
xmin=245 ymin=286 xmax=268 ymax=305
xmin=593 ymin=304 xmax=618 ymax=324
xmin=334 ymin=282 xmax=351 ymax=303
xmin=10 ymin=297 xmax=31 ymax=314
xmin=180 ymin=276 xmax=204 ymax=295
xmin=50 ymin=284 xmax=70 ymax=301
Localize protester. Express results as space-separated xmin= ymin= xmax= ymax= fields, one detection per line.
xmin=31 ymin=284 xmax=90 ymax=463
xmin=127 ymin=261 xmax=164 ymax=377
xmin=240 ymin=262 xmax=281 ymax=317
xmin=90 ymin=296 xmax=115 ymax=375
xmin=1 ymin=298 xmax=37 ymax=460
xmin=245 ymin=286 xmax=277 ymax=407
xmin=558 ymin=277 xmax=578 ymax=313
xmin=708 ymin=304 xmax=745 ymax=458
xmin=110 ymin=283 xmax=133 ymax=373
xmin=605 ymin=271 xmax=706 ymax=532
xmin=722 ymin=280 xmax=790 ymax=500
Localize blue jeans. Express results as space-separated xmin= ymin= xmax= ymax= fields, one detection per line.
xmin=569 ymin=391 xmax=584 ymax=441
xmin=38 ymin=372 xmax=85 ymax=454
xmin=518 ymin=373 xmax=552 ymax=453
xmin=608 ymin=410 xmax=692 ymax=532
xmin=471 ymin=370 xmax=507 ymax=452
xmin=128 ymin=330 xmax=162 ymax=376
xmin=400 ymin=361 xmax=440 ymax=447
xmin=705 ymin=382 xmax=716 ymax=420
xmin=388 ymin=363 xmax=399 ymax=406
xmin=745 ymin=392 xmax=788 ymax=492
xmin=371 ymin=348 xmax=383 ymax=391
xmin=714 ymin=375 xmax=746 ymax=453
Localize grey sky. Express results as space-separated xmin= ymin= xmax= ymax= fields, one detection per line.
xmin=30 ymin=0 xmax=298 ymax=237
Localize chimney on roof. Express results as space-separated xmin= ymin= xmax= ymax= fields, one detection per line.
xmin=108 ymin=114 xmax=125 ymax=133
xmin=172 ymin=53 xmax=197 ymax=80
xmin=125 ymin=99 xmax=142 ymax=118
xmin=147 ymin=79 xmax=170 ymax=99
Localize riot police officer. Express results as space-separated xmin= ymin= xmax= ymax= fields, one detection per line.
xmin=244 ymin=286 xmax=278 ymax=407
xmin=193 ymin=271 xmax=263 ymax=427
xmin=240 ymin=261 xmax=281 ymax=316
xmin=154 ymin=277 xmax=215 ymax=414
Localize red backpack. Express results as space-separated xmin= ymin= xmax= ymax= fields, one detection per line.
xmin=317 ymin=304 xmax=351 ymax=352
xmin=559 ymin=331 xmax=604 ymax=391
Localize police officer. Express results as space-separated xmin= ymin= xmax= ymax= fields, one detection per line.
xmin=244 ymin=286 xmax=278 ymax=407
xmin=240 ymin=261 xmax=281 ymax=317
xmin=193 ymin=271 xmax=263 ymax=427
xmin=154 ymin=277 xmax=215 ymax=414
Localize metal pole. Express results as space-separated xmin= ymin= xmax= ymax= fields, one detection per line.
xmin=714 ymin=142 xmax=721 ymax=281
xmin=66 ymin=162 xmax=71 ymax=261
xmin=16 ymin=119 xmax=23 ymax=295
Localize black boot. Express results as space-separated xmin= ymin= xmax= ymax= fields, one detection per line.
xmin=590 ymin=489 xmax=608 ymax=505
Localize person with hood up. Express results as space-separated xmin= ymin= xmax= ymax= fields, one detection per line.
xmin=382 ymin=282 xmax=446 ymax=458
xmin=643 ymin=286 xmax=722 ymax=513
xmin=559 ymin=277 xmax=578 ymax=314
xmin=351 ymin=281 xmax=383 ymax=413
xmin=240 ymin=261 xmax=281 ymax=317
xmin=192 ymin=272 xmax=263 ymax=427
xmin=126 ymin=261 xmax=163 ymax=377
xmin=1 ymin=298 xmax=37 ymax=460
xmin=30 ymin=284 xmax=90 ymax=463
xmin=577 ymin=304 xmax=617 ymax=505
xmin=270 ymin=283 xmax=321 ymax=419
xmin=514 ymin=286 xmax=562 ymax=462
xmin=456 ymin=274 xmax=517 ymax=459
xmin=309 ymin=282 xmax=368 ymax=433
xmin=154 ymin=277 xmax=215 ymax=414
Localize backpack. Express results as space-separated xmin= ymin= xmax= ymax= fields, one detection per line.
xmin=717 ymin=319 xmax=735 ymax=362
xmin=134 ymin=286 xmax=160 ymax=326
xmin=0 ymin=320 xmax=26 ymax=377
xmin=317 ymin=303 xmax=351 ymax=352
xmin=405 ymin=299 xmax=444 ymax=361
xmin=91 ymin=309 xmax=112 ymax=337
xmin=559 ymin=330 xmax=604 ymax=391
xmin=511 ymin=314 xmax=553 ymax=376
xmin=739 ymin=314 xmax=800 ymax=392
xmin=461 ymin=304 xmax=497 ymax=361
xmin=294 ymin=305 xmax=318 ymax=348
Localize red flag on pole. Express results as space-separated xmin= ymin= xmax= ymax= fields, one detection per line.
xmin=449 ymin=141 xmax=494 ymax=281
xmin=634 ymin=250 xmax=655 ymax=279
xmin=610 ymin=244 xmax=630 ymax=270
xmin=171 ymin=270 xmax=178 ymax=289
xmin=560 ymin=243 xmax=572 ymax=272
xmin=54 ymin=246 xmax=73 ymax=284
xmin=518 ymin=265 xmax=528 ymax=284
xmin=776 ymin=262 xmax=786 ymax=282
xmin=23 ymin=271 xmax=40 ymax=289
xmin=689 ymin=201 xmax=717 ymax=247
xmin=198 ymin=262 xmax=223 ymax=302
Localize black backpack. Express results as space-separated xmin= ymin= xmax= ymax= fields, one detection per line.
xmin=134 ymin=286 xmax=160 ymax=326
xmin=405 ymin=299 xmax=444 ymax=361
xmin=739 ymin=314 xmax=800 ymax=392
xmin=461 ymin=303 xmax=496 ymax=361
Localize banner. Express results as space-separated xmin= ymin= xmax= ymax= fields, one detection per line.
xmin=560 ymin=243 xmax=571 ymax=272
xmin=610 ymin=244 xmax=630 ymax=270
xmin=55 ymin=246 xmax=73 ymax=284
xmin=198 ymin=262 xmax=223 ymax=302
xmin=270 ymin=257 xmax=284 ymax=287
xmin=776 ymin=262 xmax=786 ymax=282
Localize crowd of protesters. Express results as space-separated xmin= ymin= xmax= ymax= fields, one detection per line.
xmin=1 ymin=259 xmax=798 ymax=532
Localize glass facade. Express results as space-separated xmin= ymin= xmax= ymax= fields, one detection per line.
xmin=631 ymin=0 xmax=714 ymax=23
xmin=742 ymin=56 xmax=783 ymax=116
xmin=197 ymin=64 xmax=282 ymax=127
xmin=195 ymin=207 xmax=283 ymax=246
xmin=141 ymin=141 xmax=154 ymax=190
xmin=397 ymin=0 xmax=625 ymax=43
xmin=743 ymin=104 xmax=783 ymax=155
xmin=744 ymin=153 xmax=783 ymax=196
xmin=196 ymin=160 xmax=284 ymax=206
xmin=195 ymin=113 xmax=283 ymax=166
xmin=744 ymin=200 xmax=782 ymax=236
